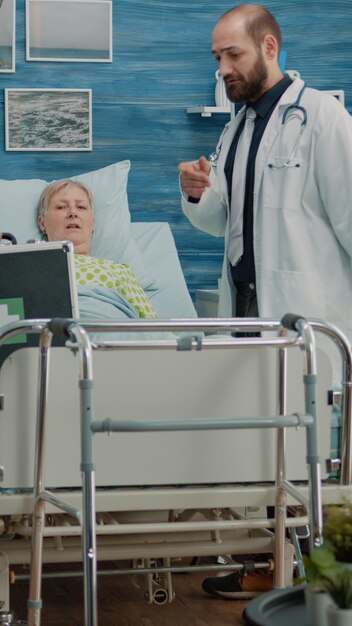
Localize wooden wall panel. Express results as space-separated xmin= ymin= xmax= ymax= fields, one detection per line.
xmin=1 ymin=0 xmax=351 ymax=302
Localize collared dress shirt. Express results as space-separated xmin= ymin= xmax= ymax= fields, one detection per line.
xmin=225 ymin=74 xmax=293 ymax=284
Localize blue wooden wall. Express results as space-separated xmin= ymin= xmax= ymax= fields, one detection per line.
xmin=1 ymin=0 xmax=351 ymax=302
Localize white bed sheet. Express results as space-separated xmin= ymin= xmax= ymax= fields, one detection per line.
xmin=131 ymin=222 xmax=197 ymax=319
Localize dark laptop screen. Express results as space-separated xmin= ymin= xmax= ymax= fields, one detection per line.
xmin=0 ymin=242 xmax=77 ymax=366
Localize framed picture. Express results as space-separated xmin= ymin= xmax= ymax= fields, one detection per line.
xmin=5 ymin=88 xmax=92 ymax=151
xmin=26 ymin=0 xmax=112 ymax=62
xmin=0 ymin=0 xmax=16 ymax=73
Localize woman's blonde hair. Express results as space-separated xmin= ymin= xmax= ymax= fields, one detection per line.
xmin=38 ymin=179 xmax=94 ymax=218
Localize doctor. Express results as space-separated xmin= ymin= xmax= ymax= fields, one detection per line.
xmin=179 ymin=3 xmax=352 ymax=599
xmin=179 ymin=4 xmax=352 ymax=354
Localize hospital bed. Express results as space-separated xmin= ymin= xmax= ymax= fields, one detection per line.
xmin=0 ymin=163 xmax=351 ymax=625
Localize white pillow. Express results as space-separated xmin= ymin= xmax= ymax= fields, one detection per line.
xmin=0 ymin=178 xmax=47 ymax=242
xmin=0 ymin=161 xmax=156 ymax=289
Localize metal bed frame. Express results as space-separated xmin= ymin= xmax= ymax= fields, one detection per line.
xmin=0 ymin=314 xmax=351 ymax=626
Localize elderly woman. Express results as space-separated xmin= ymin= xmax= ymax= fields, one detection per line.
xmin=37 ymin=179 xmax=158 ymax=320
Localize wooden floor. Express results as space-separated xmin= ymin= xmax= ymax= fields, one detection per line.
xmin=10 ymin=564 xmax=249 ymax=625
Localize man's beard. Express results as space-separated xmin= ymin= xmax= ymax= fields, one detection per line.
xmin=225 ymin=50 xmax=268 ymax=102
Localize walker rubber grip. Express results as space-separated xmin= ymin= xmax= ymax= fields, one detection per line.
xmin=1 ymin=232 xmax=17 ymax=244
xmin=48 ymin=318 xmax=74 ymax=338
xmin=281 ymin=313 xmax=306 ymax=331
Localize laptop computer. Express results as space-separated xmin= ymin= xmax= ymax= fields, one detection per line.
xmin=0 ymin=241 xmax=79 ymax=366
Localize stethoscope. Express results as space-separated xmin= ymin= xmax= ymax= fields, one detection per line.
xmin=268 ymin=83 xmax=307 ymax=169
xmin=209 ymin=83 xmax=307 ymax=169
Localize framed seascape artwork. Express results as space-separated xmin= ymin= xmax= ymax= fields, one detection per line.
xmin=26 ymin=0 xmax=112 ymax=63
xmin=0 ymin=0 xmax=16 ymax=73
xmin=5 ymin=89 xmax=92 ymax=151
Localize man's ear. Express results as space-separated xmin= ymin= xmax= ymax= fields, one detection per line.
xmin=262 ymin=34 xmax=278 ymax=60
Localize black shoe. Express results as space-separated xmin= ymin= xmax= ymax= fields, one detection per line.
xmin=202 ymin=571 xmax=273 ymax=600
xmin=202 ymin=572 xmax=258 ymax=599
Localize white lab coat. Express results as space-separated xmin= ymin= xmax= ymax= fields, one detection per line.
xmin=182 ymin=77 xmax=352 ymax=374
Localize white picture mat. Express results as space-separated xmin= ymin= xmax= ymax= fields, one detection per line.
xmin=0 ymin=0 xmax=16 ymax=73
xmin=26 ymin=0 xmax=112 ymax=62
xmin=5 ymin=88 xmax=92 ymax=151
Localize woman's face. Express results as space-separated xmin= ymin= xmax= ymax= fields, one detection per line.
xmin=38 ymin=183 xmax=95 ymax=255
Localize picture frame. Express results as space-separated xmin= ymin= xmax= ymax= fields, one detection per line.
xmin=0 ymin=0 xmax=16 ymax=73
xmin=26 ymin=0 xmax=112 ymax=63
xmin=5 ymin=88 xmax=92 ymax=151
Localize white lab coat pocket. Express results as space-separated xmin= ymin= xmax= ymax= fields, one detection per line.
xmin=262 ymin=158 xmax=308 ymax=211
xmin=261 ymin=269 xmax=325 ymax=320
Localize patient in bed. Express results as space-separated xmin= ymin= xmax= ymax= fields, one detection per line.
xmin=37 ymin=179 xmax=158 ymax=320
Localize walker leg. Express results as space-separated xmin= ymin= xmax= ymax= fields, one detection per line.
xmin=28 ymin=499 xmax=45 ymax=626
xmin=283 ymin=542 xmax=295 ymax=585
xmin=82 ymin=466 xmax=97 ymax=625
xmin=80 ymin=378 xmax=98 ymax=626
xmin=27 ymin=333 xmax=51 ymax=626
xmin=274 ymin=485 xmax=287 ymax=588
xmin=0 ymin=553 xmax=9 ymax=611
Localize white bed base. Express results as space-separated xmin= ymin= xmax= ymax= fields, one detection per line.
xmin=0 ymin=316 xmax=351 ymax=622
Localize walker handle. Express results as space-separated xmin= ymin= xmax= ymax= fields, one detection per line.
xmin=48 ymin=318 xmax=75 ymax=338
xmin=281 ymin=313 xmax=306 ymax=331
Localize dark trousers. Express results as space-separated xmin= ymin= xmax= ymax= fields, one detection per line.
xmin=232 ymin=281 xmax=260 ymax=337
xmin=234 ymin=281 xmax=258 ymax=317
